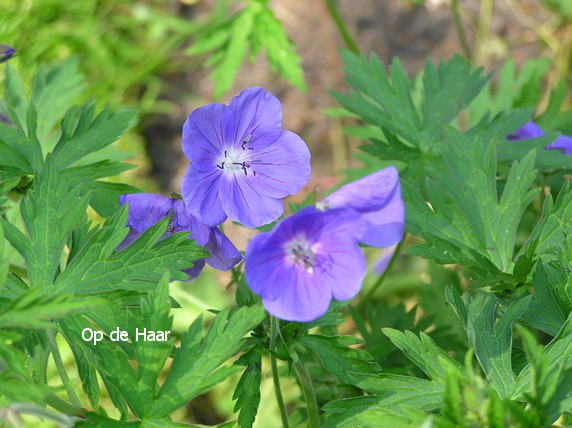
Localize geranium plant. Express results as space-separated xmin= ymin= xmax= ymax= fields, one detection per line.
xmin=1 ymin=47 xmax=572 ymax=428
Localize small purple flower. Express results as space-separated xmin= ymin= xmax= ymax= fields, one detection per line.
xmin=0 ymin=45 xmax=15 ymax=64
xmin=118 ymin=193 xmax=242 ymax=279
xmin=508 ymin=120 xmax=572 ymax=155
xmin=318 ymin=166 xmax=404 ymax=248
xmin=245 ymin=207 xmax=366 ymax=322
xmin=181 ymin=87 xmax=311 ymax=228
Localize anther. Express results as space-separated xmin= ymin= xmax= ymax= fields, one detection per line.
xmin=241 ymin=134 xmax=252 ymax=150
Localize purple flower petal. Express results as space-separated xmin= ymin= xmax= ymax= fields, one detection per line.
xmin=172 ymin=199 xmax=211 ymax=245
xmin=228 ymin=86 xmax=282 ymax=151
xmin=262 ymin=268 xmax=333 ymax=322
xmin=507 ymin=121 xmax=544 ymax=140
xmin=182 ymin=260 xmax=206 ymax=280
xmin=245 ymin=207 xmax=366 ymax=322
xmin=203 ymin=227 xmax=243 ymax=271
xmin=246 ymin=130 xmax=311 ymax=198
xmin=323 ymin=166 xmax=399 ymax=213
xmin=548 ymin=134 xmax=572 ymax=155
xmin=0 ymin=45 xmax=15 ymax=64
xmin=181 ymin=168 xmax=227 ymax=227
xmin=507 ymin=120 xmax=572 ymax=155
xmin=360 ymin=185 xmax=404 ymax=248
xmin=181 ymin=103 xmax=235 ymax=170
xmin=119 ymin=193 xmax=174 ymax=232
xmin=321 ymin=167 xmax=404 ymax=248
xmin=181 ymin=87 xmax=311 ymax=228
xmin=118 ymin=193 xmax=241 ymax=279
xmin=220 ymin=174 xmax=285 ymax=228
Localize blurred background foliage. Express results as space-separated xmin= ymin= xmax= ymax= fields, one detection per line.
xmin=2 ymin=0 xmax=572 ymax=426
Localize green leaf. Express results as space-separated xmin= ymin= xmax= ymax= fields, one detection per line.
xmin=3 ymin=63 xmax=28 ymax=132
xmin=53 ymin=208 xmax=208 ymax=294
xmin=468 ymin=58 xmax=550 ymax=126
xmin=52 ymin=106 xmax=137 ymax=168
xmin=298 ymin=334 xmax=381 ymax=386
xmin=517 ymin=261 xmax=566 ymax=336
xmin=72 ymin=180 xmax=142 ymax=219
xmin=0 ymin=221 xmax=7 ymax=287
xmin=324 ymin=374 xmax=444 ymax=413
xmin=31 ymin=57 xmax=86 ymax=141
xmin=406 ymin=130 xmax=539 ymax=272
xmin=446 ymin=288 xmax=530 ymax=398
xmin=250 ymin=5 xmax=305 ymax=91
xmin=189 ymin=1 xmax=304 ymax=97
xmin=61 ymin=160 xmax=135 ymax=181
xmin=0 ymin=108 xmax=44 ymax=173
xmin=322 ymin=375 xmax=441 ymax=427
xmin=149 ymin=304 xmax=266 ymax=418
xmin=515 ymin=311 xmax=572 ymax=399
xmin=134 ymin=273 xmax=174 ymax=409
xmin=61 ymin=313 xmax=143 ymax=416
xmin=0 ymin=288 xmax=105 ymax=329
xmin=522 ymin=181 xmax=572 ymax=261
xmin=516 ymin=325 xmax=572 ymax=424
xmin=382 ymin=329 xmax=462 ymax=381
xmin=2 ymin=156 xmax=90 ymax=288
xmin=209 ymin=3 xmax=258 ymax=98
xmin=232 ymin=344 xmax=263 ymax=428
xmin=333 ymin=52 xmax=488 ymax=185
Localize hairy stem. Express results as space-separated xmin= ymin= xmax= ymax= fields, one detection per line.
xmin=293 ymin=360 xmax=320 ymax=428
xmin=451 ymin=0 xmax=471 ymax=59
xmin=357 ymin=235 xmax=406 ymax=309
xmin=270 ymin=316 xmax=290 ymax=428
xmin=47 ymin=329 xmax=82 ymax=408
xmin=324 ymin=0 xmax=359 ymax=54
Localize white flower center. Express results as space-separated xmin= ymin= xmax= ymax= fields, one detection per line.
xmin=284 ymin=236 xmax=316 ymax=274
xmin=216 ymin=134 xmax=257 ymax=176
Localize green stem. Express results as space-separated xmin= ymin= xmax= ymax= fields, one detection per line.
xmin=293 ymin=360 xmax=320 ymax=428
xmin=44 ymin=395 xmax=84 ymax=417
xmin=47 ymin=329 xmax=82 ymax=408
xmin=475 ymin=0 xmax=493 ymax=63
xmin=357 ymin=235 xmax=406 ymax=309
xmin=324 ymin=0 xmax=359 ymax=54
xmin=270 ymin=316 xmax=290 ymax=428
xmin=451 ymin=0 xmax=471 ymax=60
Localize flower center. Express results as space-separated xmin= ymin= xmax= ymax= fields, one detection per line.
xmin=285 ymin=237 xmax=316 ymax=274
xmin=216 ymin=134 xmax=257 ymax=176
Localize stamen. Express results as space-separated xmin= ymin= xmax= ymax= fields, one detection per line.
xmin=285 ymin=237 xmax=317 ymax=274
xmin=217 ymin=149 xmax=256 ymax=177
xmin=241 ymin=134 xmax=252 ymax=150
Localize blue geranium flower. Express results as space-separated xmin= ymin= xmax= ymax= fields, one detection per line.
xmin=508 ymin=121 xmax=572 ymax=155
xmin=0 ymin=45 xmax=15 ymax=64
xmin=245 ymin=207 xmax=366 ymax=321
xmin=118 ymin=193 xmax=242 ymax=279
xmin=318 ymin=166 xmax=404 ymax=248
xmin=181 ymin=87 xmax=311 ymax=228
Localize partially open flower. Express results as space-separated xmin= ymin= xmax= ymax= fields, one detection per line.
xmin=245 ymin=207 xmax=366 ymax=322
xmin=319 ymin=166 xmax=404 ymax=248
xmin=181 ymin=87 xmax=311 ymax=228
xmin=118 ymin=193 xmax=242 ymax=279
xmin=508 ymin=121 xmax=572 ymax=155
